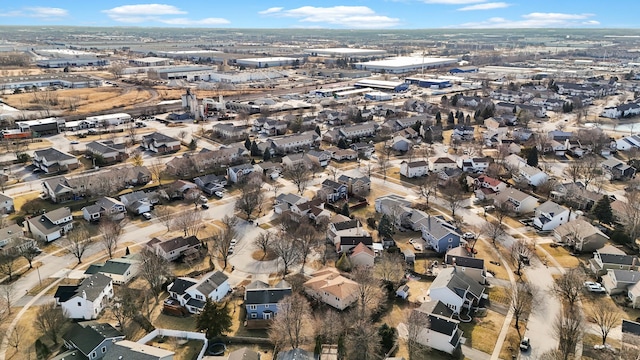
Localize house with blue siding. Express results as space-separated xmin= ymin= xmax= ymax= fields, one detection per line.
xmin=409 ymin=211 xmax=461 ymax=253
xmin=244 ymin=280 xmax=292 ymax=327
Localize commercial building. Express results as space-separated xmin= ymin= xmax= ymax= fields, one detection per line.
xmin=304 ymin=48 xmax=387 ymax=57
xmin=0 ymin=74 xmax=103 ymax=91
xmin=354 ymin=79 xmax=408 ymax=92
xmin=130 ymin=57 xmax=171 ymax=67
xmin=36 ymin=58 xmax=110 ymax=68
xmin=16 ymin=117 xmax=64 ymax=135
xmin=236 ymin=57 xmax=299 ymax=68
xmin=155 ymin=66 xmax=217 ymax=81
xmin=405 ymin=77 xmax=452 ymax=89
xmin=355 ymin=57 xmax=458 ymax=74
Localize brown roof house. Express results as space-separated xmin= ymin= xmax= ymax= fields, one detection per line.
xmin=146 ymin=235 xmax=201 ymax=262
xmin=303 ymin=267 xmax=359 ymax=310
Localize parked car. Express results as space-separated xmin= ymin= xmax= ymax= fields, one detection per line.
xmin=230 ymin=238 xmax=238 ymax=246
xmin=463 ymin=232 xmax=476 ymax=240
xmin=199 ymin=195 xmax=208 ymax=203
xmin=214 ymin=191 xmax=224 ymax=198
xmin=409 ymin=239 xmax=423 ymax=251
xmin=584 ymin=282 xmax=606 ymax=293
xmin=227 ymin=246 xmax=234 ymax=255
xmin=142 ymin=212 xmax=152 ymax=220
xmin=484 ymin=205 xmax=496 ymax=212
xmin=520 ymin=337 xmax=531 ymax=351
xmin=201 ymin=204 xmax=209 ymax=210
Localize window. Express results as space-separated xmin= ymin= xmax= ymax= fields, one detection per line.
xmin=102 ymin=347 xmax=106 ymax=353
xmin=251 ymin=313 xmax=257 ymax=319
xmin=196 ymin=294 xmax=203 ymax=300
xmin=264 ymin=304 xmax=269 ymax=308
xmin=249 ymin=305 xmax=257 ymax=310
xmin=91 ymin=352 xmax=96 ymax=359
xmin=448 ymin=238 xmax=453 ymax=242
xmin=78 ymin=302 xmax=82 ymax=306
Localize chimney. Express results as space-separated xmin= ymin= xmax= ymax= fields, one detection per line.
xmin=82 ymin=290 xmax=87 ymax=300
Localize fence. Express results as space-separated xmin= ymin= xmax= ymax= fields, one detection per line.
xmin=138 ymin=329 xmax=208 ymax=360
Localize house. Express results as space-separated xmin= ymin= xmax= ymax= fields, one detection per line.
xmin=601 ymin=102 xmax=640 ymax=119
xmin=84 ymin=256 xmax=139 ymax=285
xmin=445 ymin=247 xmax=487 ymax=284
xmin=337 ymin=235 xmax=373 ymax=254
xmin=329 ymin=147 xmax=358 ymax=161
xmin=142 ymin=132 xmax=181 ymax=153
xmin=458 ymin=157 xmax=492 ymax=173
xmin=391 ymin=136 xmax=412 ymax=152
xmin=282 ymin=153 xmax=310 ymax=168
xmin=274 ymin=193 xmax=308 ymax=214
xmin=290 ymin=198 xmax=331 ymax=223
xmin=533 ymin=200 xmax=576 ymax=232
xmin=375 ymin=194 xmax=412 ymax=228
xmin=494 ymin=188 xmax=538 ymax=214
xmin=85 ymin=140 xmax=128 ymax=164
xmin=554 ymin=218 xmax=609 ymax=252
xmin=0 ymin=193 xmax=14 ymax=213
xmin=414 ymin=213 xmax=461 ymax=253
xmin=396 ymin=284 xmax=410 ymax=299
xmin=103 ymin=340 xmax=174 ymax=360
xmin=54 ymin=273 xmax=114 ymax=320
xmin=244 ymin=280 xmax=292 ymax=324
xmin=429 ymin=267 xmax=485 ymax=315
xmin=350 ymin=142 xmax=375 ymax=158
xmin=473 ymin=175 xmax=507 ymax=200
xmin=400 ymin=160 xmax=429 ymax=178
xmin=601 ymin=269 xmax=640 ymax=295
xmin=25 ymin=207 xmax=73 ymax=242
xmin=62 ymin=322 xmax=125 ymax=360
xmin=516 ymin=164 xmax=549 ymax=187
xmin=551 ymin=182 xmax=601 ymax=210
xmin=411 ymin=300 xmax=463 ymax=354
xmin=82 ymin=197 xmax=126 ymax=222
xmin=303 ymin=267 xmax=359 ymax=310
xmin=194 ymin=174 xmax=227 ymax=195
xmin=306 ymin=150 xmax=331 ymax=167
xmin=271 ymin=132 xmax=319 ymax=154
xmin=33 ymin=148 xmax=79 ymax=173
xmin=254 ymin=161 xmax=283 ymax=179
xmin=616 ymin=134 xmax=640 ymax=152
xmin=602 ymin=158 xmax=636 ymax=180
xmin=338 ymin=122 xmax=377 ymax=140
xmin=227 ymin=163 xmax=255 ymax=183
xmin=119 ymin=191 xmax=153 ymax=215
xmin=589 ymin=245 xmax=639 ymax=275
xmin=212 ymin=123 xmax=249 ymax=139
xmin=350 ymin=242 xmax=375 ymax=267
xmin=429 ymin=157 xmax=457 ymax=172
xmin=319 ymin=179 xmax=348 ymax=203
xmin=327 ymin=219 xmax=369 ymax=246
xmin=167 ymin=271 xmax=230 ymax=313
xmin=337 ymin=174 xmax=371 ymax=196
xmin=622 ymin=319 xmax=640 ymax=342
xmin=0 ymin=224 xmax=36 ymax=255
xmin=146 ymin=235 xmax=201 ymax=262
xmin=277 ymin=348 xmax=315 ymax=360
xmin=452 ymin=125 xmax=475 ymax=141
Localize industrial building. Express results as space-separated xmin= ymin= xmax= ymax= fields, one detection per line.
xmin=334 ymin=88 xmax=372 ymax=99
xmin=304 ymin=48 xmax=387 ymax=58
xmin=314 ymin=87 xmax=356 ymax=97
xmin=0 ymin=74 xmax=103 ymax=91
xmin=16 ymin=118 xmax=65 ymax=135
xmin=156 ymin=50 xmax=224 ymax=61
xmin=85 ymin=113 xmax=132 ymax=126
xmin=364 ymin=92 xmax=392 ymax=101
xmin=236 ymin=57 xmax=299 ymax=68
xmin=354 ymin=79 xmax=408 ymax=92
xmin=155 ymin=66 xmax=217 ymax=81
xmin=208 ymin=70 xmax=287 ymax=83
xmin=36 ymin=58 xmax=110 ymax=68
xmin=449 ymin=66 xmax=478 ymax=74
xmin=405 ymin=77 xmax=452 ymax=89
xmin=355 ymin=57 xmax=458 ymax=74
xmin=130 ymin=57 xmax=172 ymax=67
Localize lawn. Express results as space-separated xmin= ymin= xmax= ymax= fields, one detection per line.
xmin=539 ymin=243 xmax=580 ymax=268
xmin=458 ymin=309 xmax=504 ymax=355
xmin=498 ymin=318 xmax=526 ymax=360
xmin=474 ymin=240 xmax=509 ymax=281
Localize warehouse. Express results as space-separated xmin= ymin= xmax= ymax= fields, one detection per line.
xmin=334 ymin=88 xmax=372 ymax=99
xmin=354 ymin=79 xmax=408 ymax=92
xmin=355 ymin=57 xmax=458 ymax=74
xmin=236 ymin=57 xmax=299 ymax=68
xmin=314 ymin=87 xmax=356 ymax=97
xmin=0 ymin=74 xmax=103 ymax=91
xmin=85 ymin=113 xmax=132 ymax=126
xmin=36 ymin=58 xmax=110 ymax=68
xmin=364 ymin=92 xmax=392 ymax=101
xmin=304 ymin=48 xmax=387 ymax=58
xmin=156 ymin=66 xmax=217 ymax=81
xmin=209 ymin=70 xmax=286 ymax=84
xmin=405 ymin=78 xmax=451 ymax=89
xmin=130 ymin=57 xmax=172 ymax=67
xmin=17 ymin=118 xmax=65 ymax=135
xmin=449 ymin=66 xmax=478 ymax=74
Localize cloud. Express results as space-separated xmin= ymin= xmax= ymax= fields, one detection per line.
xmin=102 ymin=4 xmax=229 ymax=26
xmin=259 ymin=7 xmax=283 ymax=15
xmin=458 ymin=2 xmax=510 ymax=11
xmin=423 ymin=0 xmax=485 ymax=4
xmin=0 ymin=7 xmax=68 ymax=19
xmin=452 ymin=12 xmax=599 ymax=28
xmin=258 ymin=5 xmax=400 ymax=28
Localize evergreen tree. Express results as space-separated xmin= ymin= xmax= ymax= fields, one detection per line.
xmin=337 ymin=138 xmax=349 ymax=150
xmin=377 ymin=214 xmax=394 ymax=239
xmin=355 ymin=110 xmax=363 ymax=123
xmin=451 ymin=94 xmax=459 ymax=106
xmin=196 ymin=300 xmax=232 ymax=339
xmin=263 ymin=149 xmax=271 ymax=161
xmin=315 ymin=125 xmax=321 ymax=136
xmin=341 ymin=202 xmax=350 ymax=217
xmin=526 ymin=146 xmax=539 ymax=167
xmin=336 ymin=252 xmax=353 ymax=272
xmin=411 ymin=121 xmax=422 ymax=133
xmin=250 ymin=140 xmax=262 ymax=156
xmin=592 ymin=196 xmax=614 ymax=224
xmin=465 ymin=114 xmax=472 ymax=125
xmin=378 ymin=324 xmax=397 ymax=355
xmin=244 ymin=138 xmax=251 ymax=151
xmin=435 ymin=111 xmax=442 ymax=122
xmin=125 ymin=247 xmax=130 ymax=256
xmin=447 ymin=111 xmax=455 ymax=125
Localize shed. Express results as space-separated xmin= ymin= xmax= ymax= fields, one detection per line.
xmin=403 ymin=248 xmax=415 ymax=264
xmin=396 ymin=284 xmax=410 ymax=299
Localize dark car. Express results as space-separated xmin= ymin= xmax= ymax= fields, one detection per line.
xmin=201 ymin=203 xmax=209 ymax=210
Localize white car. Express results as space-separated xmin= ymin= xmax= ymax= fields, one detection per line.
xmin=463 ymin=232 xmax=476 ymax=240
xmin=584 ymin=282 xmax=606 ymax=293
xmin=230 ymin=238 xmax=238 ymax=246
xmin=142 ymin=212 xmax=152 ymax=220
xmin=199 ymin=195 xmax=208 ymax=203
xmin=214 ymin=191 xmax=224 ymax=198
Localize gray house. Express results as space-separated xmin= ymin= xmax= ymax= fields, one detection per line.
xmin=244 ymin=280 xmax=292 ymax=327
xmin=62 ymin=322 xmax=124 ymax=360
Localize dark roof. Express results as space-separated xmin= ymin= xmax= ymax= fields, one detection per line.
xmin=54 ymin=285 xmax=79 ymax=302
xmin=445 ymin=255 xmax=485 ymax=270
xmin=76 ymin=273 xmax=113 ymax=301
xmin=332 ymin=220 xmax=360 ymax=231
xmin=156 ymin=235 xmax=200 ymax=253
xmin=169 ymin=278 xmax=197 ymax=295
xmin=340 ymin=236 xmax=373 ymax=246
xmin=428 ymin=315 xmax=458 ymax=336
xmin=63 ymin=322 xmax=124 ymax=357
xmin=599 ymin=253 xmax=637 ymax=266
xmin=228 ymin=348 xmax=261 ymax=360
xmin=277 ymin=348 xmax=315 ymax=360
xmin=195 ymin=271 xmax=229 ymax=295
xmin=245 ymin=283 xmax=292 ymax=305
xmin=186 ymin=297 xmax=206 ymax=309
xmin=622 ymin=319 xmax=640 ymax=336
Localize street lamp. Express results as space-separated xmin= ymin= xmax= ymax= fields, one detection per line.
xmin=36 ymin=263 xmax=42 ymax=287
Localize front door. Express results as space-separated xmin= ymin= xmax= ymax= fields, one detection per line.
xmin=263 ymin=312 xmax=271 ymax=320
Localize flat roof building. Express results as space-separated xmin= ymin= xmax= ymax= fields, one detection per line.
xmin=355 ymin=57 xmax=458 ymax=74
xmin=36 ymin=58 xmax=110 ymax=68
xmin=236 ymin=57 xmax=299 ymax=68
xmin=0 ymin=74 xmax=103 ymax=91
xmin=305 ymin=48 xmax=387 ymax=57
xmin=354 ymin=79 xmax=408 ymax=92
xmin=130 ymin=57 xmax=171 ymax=67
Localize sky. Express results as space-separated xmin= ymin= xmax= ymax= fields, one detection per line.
xmin=0 ymin=1 xmax=636 ymax=29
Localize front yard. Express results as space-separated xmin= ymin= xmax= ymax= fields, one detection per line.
xmin=458 ymin=309 xmax=504 ymax=355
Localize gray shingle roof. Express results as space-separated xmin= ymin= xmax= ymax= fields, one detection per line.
xmin=169 ymin=278 xmax=198 ymax=295
xmin=63 ymin=322 xmax=123 ymax=357
xmin=195 ymin=271 xmax=229 ymax=295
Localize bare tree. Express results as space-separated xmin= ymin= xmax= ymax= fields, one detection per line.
xmin=268 ymin=293 xmax=314 ymax=352
xmin=185 ymin=188 xmax=204 ymax=210
xmin=619 ymin=190 xmax=640 ymax=241
xmin=552 ymin=268 xmax=585 ymax=310
xmin=35 ymin=302 xmax=67 ymax=345
xmin=377 ymin=148 xmax=392 ymax=182
xmin=345 ymin=319 xmax=382 ymax=360
xmin=327 ymin=166 xmax=339 ymax=182
xmin=65 ymin=224 xmax=92 ymax=264
xmin=351 ymin=266 xmax=386 ymax=320
xmin=235 ymin=174 xmax=264 ymax=221
xmin=19 ymin=240 xmax=39 ymax=269
xmin=0 ymin=283 xmax=15 ymax=315
xmin=295 ymin=223 xmax=319 ymax=274
xmin=108 ymin=63 xmax=126 ymax=79
xmin=416 ymin=173 xmax=438 ymax=207
xmin=7 ymin=324 xmax=24 ymax=354
xmin=374 ymin=252 xmax=405 ymax=286
xmin=254 ymin=232 xmax=274 ymax=260
xmin=553 ymin=309 xmax=584 ymax=360
xmin=508 ymin=280 xmax=538 ymax=338
xmin=510 ymin=239 xmax=533 ymax=278
xmin=0 ymin=252 xmax=19 ymax=281
xmin=139 ymin=247 xmax=171 ymax=301
xmin=110 ymin=285 xmax=138 ymax=333
xmin=406 ymin=309 xmax=431 ymax=360
xmin=282 ymin=163 xmax=312 ymax=195
xmin=154 ymin=205 xmax=173 ymax=232
xmin=173 ymin=210 xmax=203 ymax=237
xmin=589 ymin=301 xmax=621 ymax=346
xmin=269 ymin=231 xmax=301 ymax=276
xmin=99 ymin=219 xmax=124 ymax=259
xmin=209 ymin=215 xmax=238 ymax=270
xmin=482 ymin=220 xmax=505 ymax=246
xmin=130 ymin=150 xmax=144 ymax=167
xmin=149 ymin=158 xmax=165 ymax=187
xmin=440 ymin=179 xmax=465 ymax=218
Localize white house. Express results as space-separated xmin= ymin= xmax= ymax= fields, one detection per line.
xmin=517 ymin=164 xmax=549 ymax=186
xmin=227 ymin=163 xmax=255 ymax=183
xmin=400 ymin=160 xmax=429 ymax=178
xmin=0 ymin=193 xmax=14 ymax=214
xmin=141 ymin=132 xmax=181 ymax=153
xmin=84 ymin=256 xmax=139 ymax=285
xmin=429 ymin=157 xmax=457 ymax=172
xmin=54 ymin=273 xmax=114 ymax=320
xmin=412 ymin=300 xmax=463 ymax=355
xmin=457 ymin=157 xmax=491 ymax=173
xmin=33 ymin=148 xmax=79 ymax=174
xmin=119 ymin=191 xmax=153 ymax=215
xmin=167 ymin=271 xmax=230 ymax=314
xmin=303 ymin=267 xmax=359 ymax=310
xmin=533 ymin=200 xmax=577 ymax=232
xmin=349 ymin=242 xmax=375 ymax=268
xmin=82 ymin=197 xmax=126 ymax=222
xmin=494 ymin=188 xmax=538 ymax=214
xmin=429 ymin=267 xmax=485 ymax=315
xmin=25 ymin=207 xmax=73 ymax=242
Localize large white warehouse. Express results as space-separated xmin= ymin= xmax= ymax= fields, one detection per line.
xmin=305 ymin=48 xmax=387 ymax=57
xmin=236 ymin=57 xmax=299 ymax=68
xmin=355 ymin=57 xmax=458 ymax=74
